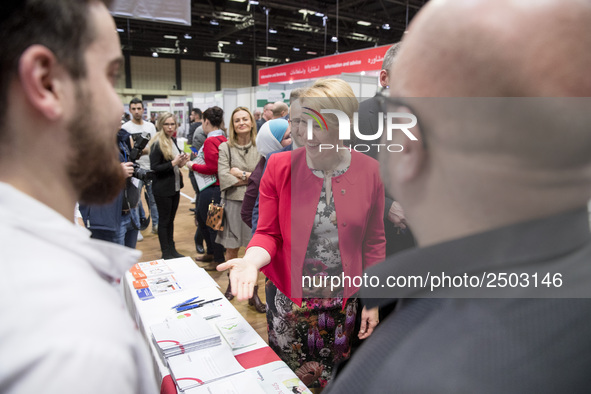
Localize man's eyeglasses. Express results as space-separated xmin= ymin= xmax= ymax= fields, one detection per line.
xmin=375 ymin=86 xmax=409 ymax=115
xmin=375 ymin=87 xmax=426 ymax=148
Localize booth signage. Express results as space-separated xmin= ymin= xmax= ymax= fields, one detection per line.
xmin=258 ymin=44 xmax=392 ymax=85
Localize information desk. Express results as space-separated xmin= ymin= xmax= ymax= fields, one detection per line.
xmin=123 ymin=257 xmax=310 ymax=393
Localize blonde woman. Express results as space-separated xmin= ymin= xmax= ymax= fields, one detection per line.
xmin=218 ymin=79 xmax=385 ymax=388
xmin=216 ymin=107 xmax=261 ymax=297
xmin=149 ymin=112 xmax=189 ymax=259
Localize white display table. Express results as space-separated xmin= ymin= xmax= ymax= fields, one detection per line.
xmin=123 ymin=257 xmax=310 ymax=393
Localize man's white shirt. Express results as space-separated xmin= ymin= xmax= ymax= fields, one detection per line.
xmin=0 ymin=182 xmax=158 ymax=394
xmin=122 ymin=120 xmax=157 ymax=171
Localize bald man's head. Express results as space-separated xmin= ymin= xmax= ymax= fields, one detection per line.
xmin=391 ymin=0 xmax=591 ymax=97
xmin=381 ymin=0 xmax=591 ymax=245
xmin=273 ymin=101 xmax=289 ymax=119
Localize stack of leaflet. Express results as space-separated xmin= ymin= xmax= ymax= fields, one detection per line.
xmin=150 ymin=314 xmax=221 ymax=360
xmin=167 ymin=345 xmax=245 ymax=392
xmin=131 ymin=260 xmax=182 ymax=300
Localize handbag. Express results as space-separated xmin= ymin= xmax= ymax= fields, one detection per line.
xmin=206 ymin=143 xmax=231 ymax=231
xmin=206 ymin=200 xmax=225 ymax=231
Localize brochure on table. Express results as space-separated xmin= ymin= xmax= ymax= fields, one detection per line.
xmin=123 ymin=257 xmax=309 ymax=393
xmin=167 ymin=345 xmax=244 ymax=391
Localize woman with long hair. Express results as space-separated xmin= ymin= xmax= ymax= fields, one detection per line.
xmin=149 ymin=112 xmax=189 ymax=259
xmin=186 ymin=106 xmax=227 ymax=268
xmin=216 ymin=107 xmax=261 ymax=299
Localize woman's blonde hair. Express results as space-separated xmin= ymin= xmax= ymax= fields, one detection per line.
xmin=227 ymin=106 xmax=257 ymax=147
xmin=300 ymin=78 xmax=359 ymax=130
xmin=150 ymin=112 xmax=176 ymax=160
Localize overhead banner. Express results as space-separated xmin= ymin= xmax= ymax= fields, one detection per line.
xmin=110 ymin=0 xmax=191 ymax=26
xmin=258 ymin=44 xmax=392 ymax=85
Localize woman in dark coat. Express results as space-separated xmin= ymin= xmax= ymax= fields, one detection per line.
xmin=149 ymin=112 xmax=189 ymax=259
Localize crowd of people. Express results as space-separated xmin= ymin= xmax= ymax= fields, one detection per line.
xmin=78 ymin=75 xmax=406 ymax=389
xmin=3 ymin=0 xmax=591 ymax=393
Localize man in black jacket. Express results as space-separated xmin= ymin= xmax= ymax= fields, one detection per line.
xmin=358 ymin=43 xmax=416 ymax=257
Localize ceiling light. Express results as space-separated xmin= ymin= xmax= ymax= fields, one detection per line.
xmin=183 ymin=47 xmax=188 ymax=53
xmin=236 ymin=40 xmax=244 ymax=45
xmin=293 ymin=47 xmax=300 ymax=51
xmin=382 ymin=23 xmax=390 ymax=30
xmin=249 ymin=0 xmax=259 ymax=4
xmin=116 ymin=28 xmax=124 ymax=33
xmin=224 ymin=58 xmax=230 ymax=62
xmin=256 ymin=56 xmax=281 ymax=63
xmin=285 ymin=58 xmax=290 ymax=62
xmin=219 ymin=41 xmax=231 ymax=45
xmin=286 ymin=22 xmax=318 ymax=33
xmin=289 ymin=80 xmax=294 ymax=84
xmin=152 ymin=52 xmax=158 ymax=57
xmin=307 ymin=51 xmax=317 ymax=55
xmin=230 ymin=0 xmax=247 ymax=2
xmin=315 ymin=12 xmax=324 ymax=17
xmin=210 ymin=20 xmax=219 ymax=25
xmin=346 ymin=32 xmax=378 ymax=42
xmin=164 ymin=35 xmax=178 ymax=39
xmin=269 ymin=28 xmax=277 ymax=34
xmin=331 ymin=36 xmax=338 ymax=42
xmin=184 ymin=34 xmax=192 ymax=39
xmin=357 ymin=21 xmax=371 ymax=26
xmin=361 ymin=71 xmax=366 ymax=75
xmin=214 ymin=11 xmax=250 ymax=22
xmin=151 ymin=47 xmax=179 ymax=54
xmin=204 ymin=52 xmax=235 ymax=59
xmin=267 ymin=46 xmax=278 ymax=50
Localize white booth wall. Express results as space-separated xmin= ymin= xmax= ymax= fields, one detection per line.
xmin=145 ymin=72 xmax=380 ymax=137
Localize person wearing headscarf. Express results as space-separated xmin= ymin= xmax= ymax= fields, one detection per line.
xmin=241 ymin=119 xmax=291 ymax=228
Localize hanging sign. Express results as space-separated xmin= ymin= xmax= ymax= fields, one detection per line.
xmin=259 ymin=44 xmax=393 ymax=85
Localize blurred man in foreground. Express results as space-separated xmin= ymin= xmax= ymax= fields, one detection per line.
xmin=0 ymin=1 xmax=157 ymax=393
xmin=325 ymin=0 xmax=591 ymax=392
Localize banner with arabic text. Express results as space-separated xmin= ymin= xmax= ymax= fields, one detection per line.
xmin=258 ymin=44 xmax=393 ymax=85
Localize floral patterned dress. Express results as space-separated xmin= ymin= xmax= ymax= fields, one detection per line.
xmin=265 ymin=166 xmax=358 ymax=389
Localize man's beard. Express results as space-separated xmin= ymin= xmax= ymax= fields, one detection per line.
xmin=67 ymin=89 xmax=125 ymax=205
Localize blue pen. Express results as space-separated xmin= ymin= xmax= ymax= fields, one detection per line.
xmin=171 ymin=296 xmax=199 ymax=309
xmin=176 ymin=298 xmax=223 ymax=313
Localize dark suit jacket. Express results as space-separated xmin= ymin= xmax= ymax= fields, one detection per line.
xmin=358 ymin=95 xmax=416 ymax=256
xmin=324 ymin=208 xmax=591 ymax=394
xmin=149 ymin=139 xmax=184 ymax=197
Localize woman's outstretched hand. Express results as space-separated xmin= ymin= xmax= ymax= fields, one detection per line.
xmin=217 ymin=258 xmax=260 ymax=301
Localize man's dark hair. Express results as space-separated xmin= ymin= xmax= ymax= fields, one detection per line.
xmin=129 ymin=97 xmax=143 ymax=108
xmin=0 ymin=0 xmax=113 ymax=133
xmin=191 ymin=108 xmax=202 ymax=118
